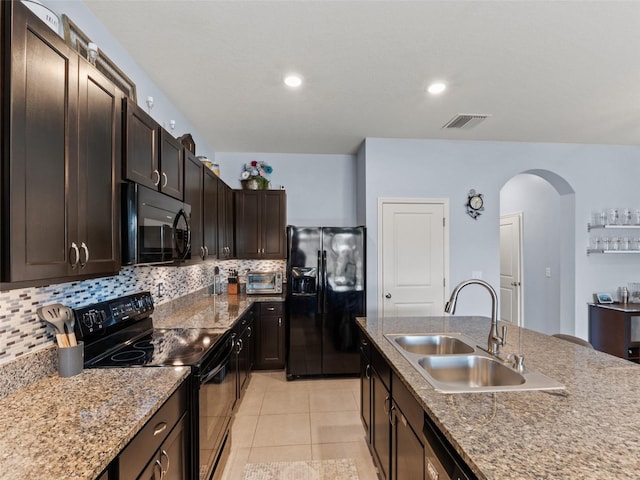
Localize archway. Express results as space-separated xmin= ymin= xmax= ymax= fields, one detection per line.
xmin=500 ymin=169 xmax=576 ymax=335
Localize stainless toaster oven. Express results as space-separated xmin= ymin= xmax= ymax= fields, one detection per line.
xmin=246 ymin=271 xmax=283 ymax=295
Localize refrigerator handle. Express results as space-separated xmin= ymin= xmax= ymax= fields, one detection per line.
xmin=322 ymin=250 xmax=328 ymax=312
xmin=317 ymin=250 xmax=323 ymax=313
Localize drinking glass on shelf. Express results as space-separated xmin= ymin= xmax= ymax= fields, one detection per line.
xmin=612 ymin=237 xmax=620 ymax=251
xmin=592 ymin=237 xmax=601 ymax=251
xmin=602 ymin=236 xmax=610 ymax=250
xmin=635 ymin=210 xmax=640 ymax=226
xmin=623 ymin=208 xmax=632 ymax=225
xmin=599 ymin=210 xmax=608 ymax=226
xmin=609 ymin=208 xmax=619 ymax=225
xmin=622 ymin=237 xmax=631 ymax=250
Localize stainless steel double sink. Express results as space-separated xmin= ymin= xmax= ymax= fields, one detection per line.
xmin=385 ymin=333 xmax=565 ymax=394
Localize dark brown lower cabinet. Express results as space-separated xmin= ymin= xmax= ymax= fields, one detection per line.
xmin=254 ymin=302 xmax=285 ymax=370
xmin=391 ymin=372 xmax=426 ymax=480
xmin=118 ymin=382 xmax=188 ymax=479
xmin=137 ymin=414 xmax=188 ymax=480
xmin=359 ymin=334 xmax=372 ymax=444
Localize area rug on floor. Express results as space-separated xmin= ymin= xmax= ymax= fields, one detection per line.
xmin=243 ymin=458 xmax=359 ymax=480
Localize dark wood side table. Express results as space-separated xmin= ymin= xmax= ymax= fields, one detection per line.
xmin=588 ymin=303 xmax=640 ymax=363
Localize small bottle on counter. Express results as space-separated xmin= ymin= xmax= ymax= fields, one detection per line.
xmin=621 ymin=287 xmax=629 ymax=304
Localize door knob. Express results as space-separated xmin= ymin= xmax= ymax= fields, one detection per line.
xmin=385 ymin=293 xmax=392 ymax=299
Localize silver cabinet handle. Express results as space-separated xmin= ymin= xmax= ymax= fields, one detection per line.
xmin=161 ymin=172 xmax=168 ymax=188
xmin=389 ymin=403 xmax=396 ymax=425
xmin=204 ymin=246 xmax=209 ymax=257
xmin=160 ymin=449 xmax=170 ymax=477
xmin=154 ymin=459 xmax=162 ymax=480
xmin=385 ymin=293 xmax=392 ymax=299
xmin=200 ymin=246 xmax=205 ymax=260
xmin=365 ymin=364 xmax=371 ymax=379
xmin=383 ymin=394 xmax=390 ymax=415
xmin=278 ymin=317 xmax=282 ymax=327
xmin=267 ymin=307 xmax=275 ymax=311
xmin=153 ymin=422 xmax=168 ymax=436
xmin=236 ymin=338 xmax=244 ymax=353
xmin=69 ymin=242 xmax=80 ymax=269
xmin=153 ymin=169 xmax=160 ymax=186
xmin=247 ymin=326 xmax=252 ymax=338
xmin=80 ymin=242 xmax=89 ymax=269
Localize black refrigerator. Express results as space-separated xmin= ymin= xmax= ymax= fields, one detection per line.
xmin=286 ymin=226 xmax=366 ymax=379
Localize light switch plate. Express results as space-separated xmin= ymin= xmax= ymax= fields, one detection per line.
xmin=472 ymin=270 xmax=482 ymax=279
xmin=545 ymin=267 xmax=551 ymax=278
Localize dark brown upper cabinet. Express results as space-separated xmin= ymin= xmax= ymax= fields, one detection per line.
xmin=1 ymin=1 xmax=121 ymax=286
xmin=123 ymin=99 xmax=184 ymax=201
xmin=184 ymin=151 xmax=221 ymax=263
xmin=203 ymin=167 xmax=220 ymax=260
xmin=217 ymin=179 xmax=235 ymax=259
xmin=234 ymin=190 xmax=286 ymax=259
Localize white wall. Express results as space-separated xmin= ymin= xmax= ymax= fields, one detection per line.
xmin=361 ymin=138 xmax=640 ymax=339
xmin=215 ymin=152 xmax=358 ymax=227
xmin=500 ymin=174 xmax=565 ymax=335
xmin=44 ymin=0 xmax=217 ymax=158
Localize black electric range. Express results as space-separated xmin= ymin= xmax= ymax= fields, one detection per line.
xmin=74 ymin=291 xmax=226 ymax=369
xmin=73 ymin=291 xmax=235 ymax=480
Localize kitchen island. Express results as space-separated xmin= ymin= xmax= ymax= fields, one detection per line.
xmin=357 ymin=315 xmax=640 ymax=479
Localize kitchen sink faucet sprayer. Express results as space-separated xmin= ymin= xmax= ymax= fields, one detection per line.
xmin=444 ymin=279 xmax=506 ymax=356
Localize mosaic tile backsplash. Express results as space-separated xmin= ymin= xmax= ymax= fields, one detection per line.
xmin=0 ymin=259 xmax=285 ymax=365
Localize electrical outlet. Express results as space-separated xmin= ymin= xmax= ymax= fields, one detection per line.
xmin=545 ymin=267 xmax=551 ymax=278
xmin=472 ymin=270 xmax=482 ymax=279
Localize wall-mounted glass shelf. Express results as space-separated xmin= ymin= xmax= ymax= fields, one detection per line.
xmin=587 ymin=249 xmax=640 ymax=255
xmin=587 ymin=224 xmax=640 ymax=232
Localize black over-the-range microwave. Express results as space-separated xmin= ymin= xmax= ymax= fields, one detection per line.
xmin=122 ymin=182 xmax=192 ymax=266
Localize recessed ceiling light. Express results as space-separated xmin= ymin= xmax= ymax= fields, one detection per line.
xmin=284 ymin=74 xmax=303 ymax=88
xmin=427 ymin=82 xmax=447 ymax=95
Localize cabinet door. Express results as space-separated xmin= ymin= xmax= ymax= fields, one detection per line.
xmin=360 ymin=351 xmax=372 ymax=443
xmin=391 ymin=404 xmax=425 ymax=480
xmin=159 ymin=414 xmax=188 ymax=480
xmin=76 ymin=61 xmax=121 ymax=276
xmin=261 ymin=191 xmax=286 ymax=258
xmin=203 ymin=168 xmax=219 ymax=259
xmin=160 ymin=131 xmax=184 ymax=200
xmin=255 ymin=302 xmax=285 ymax=369
xmin=372 ymin=372 xmax=391 ymax=480
xmin=235 ymin=190 xmax=261 ymax=258
xmin=184 ymin=151 xmax=204 ymax=262
xmin=124 ymin=99 xmax=159 ymax=190
xmin=217 ymin=179 xmax=234 ymax=258
xmin=6 ymin=2 xmax=78 ymax=282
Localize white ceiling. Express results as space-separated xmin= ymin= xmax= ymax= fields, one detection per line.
xmin=85 ymin=0 xmax=640 ymax=155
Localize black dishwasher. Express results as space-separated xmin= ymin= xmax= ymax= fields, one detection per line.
xmin=423 ymin=413 xmax=477 ymax=480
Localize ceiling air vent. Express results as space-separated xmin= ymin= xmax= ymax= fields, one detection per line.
xmin=442 ymin=114 xmax=491 ymax=129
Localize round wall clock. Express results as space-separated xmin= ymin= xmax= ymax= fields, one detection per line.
xmin=466 ymin=189 xmax=484 ymax=219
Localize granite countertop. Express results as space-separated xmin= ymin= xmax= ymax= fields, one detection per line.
xmin=0 ymin=291 xmax=284 ymax=480
xmin=0 ymin=366 xmax=189 ymax=480
xmin=153 ymin=292 xmax=285 ymax=330
xmin=357 ymin=315 xmax=640 ymax=480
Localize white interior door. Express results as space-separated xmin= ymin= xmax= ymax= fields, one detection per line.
xmin=500 ymin=213 xmax=523 ymax=326
xmin=379 ymin=199 xmax=448 ymax=317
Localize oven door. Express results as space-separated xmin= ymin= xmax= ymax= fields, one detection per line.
xmin=196 ymin=334 xmax=235 ymax=480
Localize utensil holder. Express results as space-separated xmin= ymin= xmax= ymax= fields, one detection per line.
xmin=58 ymin=341 xmax=84 ymax=377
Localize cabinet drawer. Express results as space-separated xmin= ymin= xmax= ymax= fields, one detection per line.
xmin=118 ymin=381 xmax=188 ymax=479
xmin=392 ymin=371 xmax=423 ymax=431
xmin=371 ymin=345 xmax=391 ymax=390
xmin=260 ymin=302 xmax=283 ymax=316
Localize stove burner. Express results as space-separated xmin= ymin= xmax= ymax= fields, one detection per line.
xmin=173 ymin=345 xmax=205 ymax=360
xmin=111 ymin=350 xmax=146 ymax=362
xmin=133 ymin=340 xmax=154 ymax=350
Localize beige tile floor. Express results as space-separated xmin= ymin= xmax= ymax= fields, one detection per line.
xmin=221 ymin=370 xmax=378 ymax=480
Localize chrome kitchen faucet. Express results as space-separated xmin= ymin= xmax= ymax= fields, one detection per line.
xmin=444 ymin=279 xmax=507 ymax=356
